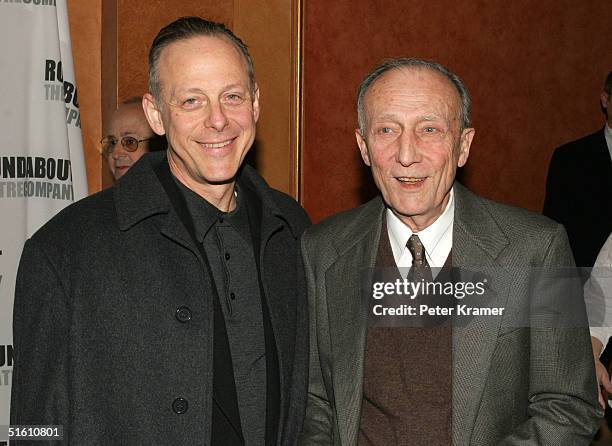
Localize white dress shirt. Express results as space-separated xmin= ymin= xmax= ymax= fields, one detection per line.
xmin=584 ymin=233 xmax=612 ymax=353
xmin=605 ymin=123 xmax=612 ymax=162
xmin=386 ymin=187 xmax=454 ymax=278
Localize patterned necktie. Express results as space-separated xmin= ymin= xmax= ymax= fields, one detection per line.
xmin=407 ymin=234 xmax=433 ymax=284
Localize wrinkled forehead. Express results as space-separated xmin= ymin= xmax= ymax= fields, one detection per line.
xmin=157 ymin=35 xmax=252 ymax=90
xmin=364 ymin=66 xmax=461 ymax=119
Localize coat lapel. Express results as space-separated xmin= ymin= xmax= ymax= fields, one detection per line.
xmin=451 ymin=183 xmax=511 ymax=446
xmin=325 ymin=198 xmax=384 ymax=446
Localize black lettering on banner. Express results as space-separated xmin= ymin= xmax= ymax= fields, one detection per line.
xmin=62 ymin=81 xmax=79 ymax=108
xmin=57 ymin=159 xmax=70 ymax=181
xmin=44 ymin=59 xmax=55 ymax=81
xmin=0 ymin=345 xmax=13 ymax=367
xmin=63 ymin=81 xmax=75 ymax=106
xmin=44 ymin=59 xmax=62 ymax=82
xmin=46 ymin=158 xmax=56 ymax=179
xmin=16 ymin=157 xmax=33 ymax=178
xmin=34 ymin=156 xmax=45 ymax=178
xmin=1 ymin=157 xmax=73 ymax=180
xmin=66 ymin=107 xmax=78 ymax=125
xmin=2 ymin=157 xmax=15 ymax=178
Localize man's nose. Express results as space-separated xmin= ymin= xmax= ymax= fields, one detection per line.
xmin=396 ymin=131 xmax=421 ymax=166
xmin=111 ymin=142 xmax=128 ymax=159
xmin=204 ymin=101 xmax=229 ymax=132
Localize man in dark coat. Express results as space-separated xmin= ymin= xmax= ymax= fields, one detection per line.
xmin=11 ymin=17 xmax=310 ymax=445
xmin=543 ymin=71 xmax=612 ymax=268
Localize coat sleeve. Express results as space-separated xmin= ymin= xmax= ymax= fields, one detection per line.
xmin=283 ymin=236 xmax=311 ymax=446
xmin=298 ymin=234 xmax=335 ymax=445
xmin=498 ymin=224 xmax=603 ymax=445
xmin=10 ymin=238 xmax=70 ymax=431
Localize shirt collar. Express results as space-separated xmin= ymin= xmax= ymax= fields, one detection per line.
xmin=604 ymin=124 xmax=612 ymax=162
xmin=386 ymin=187 xmax=454 ymax=266
xmin=174 ymin=177 xmax=250 ymax=243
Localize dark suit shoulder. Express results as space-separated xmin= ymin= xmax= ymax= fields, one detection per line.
xmin=30 ymin=188 xmax=116 ymax=248
xmin=267 ymin=188 xmax=311 ymax=231
xmin=551 ymin=128 xmax=606 ymax=161
xmin=239 ymin=164 xmax=311 ymax=234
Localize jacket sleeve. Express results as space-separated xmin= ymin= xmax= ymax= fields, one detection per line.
xmin=298 ymin=235 xmax=335 ymax=445
xmin=498 ymin=224 xmax=603 ymax=445
xmin=10 ymin=238 xmax=70 ymax=432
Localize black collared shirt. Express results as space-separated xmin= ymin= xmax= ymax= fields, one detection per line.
xmin=175 ymin=178 xmax=266 ymax=446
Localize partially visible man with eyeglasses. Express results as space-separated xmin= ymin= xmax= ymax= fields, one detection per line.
xmin=102 ymin=97 xmax=165 ymax=180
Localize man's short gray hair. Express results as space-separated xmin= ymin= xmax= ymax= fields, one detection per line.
xmin=356 ymin=58 xmax=472 ymax=133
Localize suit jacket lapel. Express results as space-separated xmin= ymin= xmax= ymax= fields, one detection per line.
xmin=451 ymin=183 xmax=511 ymax=446
xmin=325 ymin=198 xmax=384 ymax=445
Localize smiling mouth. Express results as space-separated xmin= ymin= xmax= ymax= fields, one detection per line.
xmin=396 ymin=177 xmax=426 ymax=183
xmin=202 ymin=139 xmax=234 ymax=149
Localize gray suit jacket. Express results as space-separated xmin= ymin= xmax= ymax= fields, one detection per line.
xmin=299 ymin=183 xmax=602 ymax=446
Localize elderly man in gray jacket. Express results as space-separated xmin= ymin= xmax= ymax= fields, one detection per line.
xmin=299 ymin=58 xmax=602 ymax=445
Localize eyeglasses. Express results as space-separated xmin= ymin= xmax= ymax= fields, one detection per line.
xmin=100 ymin=135 xmax=155 ymax=154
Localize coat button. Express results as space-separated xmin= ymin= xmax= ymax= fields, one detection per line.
xmin=225 ymin=252 xmax=230 ymax=260
xmin=172 ymin=397 xmax=188 ymax=414
xmin=175 ymin=306 xmax=192 ymax=323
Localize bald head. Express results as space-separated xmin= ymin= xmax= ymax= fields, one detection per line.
xmin=103 ymin=101 xmax=156 ymax=180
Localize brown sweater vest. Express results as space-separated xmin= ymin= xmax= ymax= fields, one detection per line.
xmin=358 ymin=223 xmax=453 ymax=446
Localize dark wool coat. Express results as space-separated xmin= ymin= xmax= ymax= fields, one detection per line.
xmin=11 ymin=151 xmax=310 ymax=445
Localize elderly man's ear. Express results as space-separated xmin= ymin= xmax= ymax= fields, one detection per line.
xmin=457 ymin=127 xmax=475 ymax=167
xmin=142 ymin=94 xmax=166 ymax=136
xmin=355 ymin=129 xmax=372 ymax=167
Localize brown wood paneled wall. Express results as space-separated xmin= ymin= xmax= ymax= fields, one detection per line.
xmin=67 ymin=0 xmax=298 ymax=195
xmin=66 ymin=1 xmax=611 ymax=219
xmin=300 ymin=0 xmax=612 ymax=223
xmin=67 ymin=0 xmax=103 ymax=193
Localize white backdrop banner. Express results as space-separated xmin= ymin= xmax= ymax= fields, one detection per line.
xmin=0 ymin=0 xmax=88 ymax=441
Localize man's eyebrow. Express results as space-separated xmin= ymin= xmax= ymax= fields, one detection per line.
xmin=179 ymin=84 xmax=247 ymax=94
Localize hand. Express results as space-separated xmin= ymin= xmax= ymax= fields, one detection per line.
xmin=591 ymin=336 xmax=612 ymax=409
